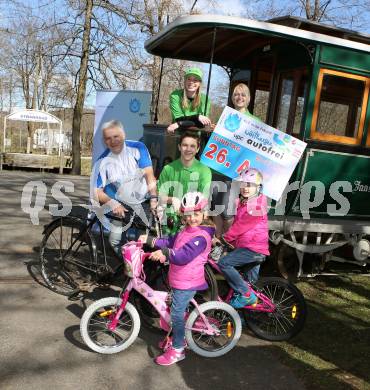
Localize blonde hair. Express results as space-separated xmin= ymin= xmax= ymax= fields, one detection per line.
xmin=201 ymin=215 xmax=216 ymax=227
xmin=180 ymin=211 xmax=215 ymax=228
xmin=182 ymin=77 xmax=202 ymax=111
xmin=232 ymin=83 xmax=251 ymax=108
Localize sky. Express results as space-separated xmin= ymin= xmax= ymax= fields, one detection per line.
xmin=1 ymin=0 xmax=369 ymax=110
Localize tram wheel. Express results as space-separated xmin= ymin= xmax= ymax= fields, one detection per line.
xmin=275 ymin=243 xmax=300 ymax=281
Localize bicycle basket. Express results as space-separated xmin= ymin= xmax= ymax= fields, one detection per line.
xmin=122 ymin=242 xmax=144 ymax=278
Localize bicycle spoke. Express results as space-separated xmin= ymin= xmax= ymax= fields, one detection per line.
xmin=275 ymin=293 xmax=294 ymax=306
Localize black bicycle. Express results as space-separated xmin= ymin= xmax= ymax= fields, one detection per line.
xmin=39 ymin=204 xmax=157 ymax=296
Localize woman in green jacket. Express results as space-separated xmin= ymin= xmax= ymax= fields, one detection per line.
xmin=167 ymin=67 xmax=212 ymax=134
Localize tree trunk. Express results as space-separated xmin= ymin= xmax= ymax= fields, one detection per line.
xmin=71 ymin=0 xmax=93 ymax=175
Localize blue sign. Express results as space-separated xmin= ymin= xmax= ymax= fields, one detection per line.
xmin=92 ymin=90 xmax=152 ymax=164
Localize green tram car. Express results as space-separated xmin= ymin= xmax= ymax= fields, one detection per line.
xmin=144 ymin=15 xmax=370 ymax=278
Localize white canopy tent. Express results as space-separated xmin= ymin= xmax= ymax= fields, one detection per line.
xmin=2 ymin=109 xmax=63 ymax=156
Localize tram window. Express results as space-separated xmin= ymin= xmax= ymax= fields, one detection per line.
xmin=254 ymin=90 xmax=269 ymax=121
xmin=274 ymin=70 xmax=308 ymax=135
xmin=293 ymin=95 xmax=305 ymax=134
xmin=277 ymin=77 xmax=294 ymax=132
xmin=317 ymin=75 xmax=364 ymax=137
xmin=254 ymin=68 xmax=272 ymax=122
xmin=311 ymin=69 xmax=369 ymax=145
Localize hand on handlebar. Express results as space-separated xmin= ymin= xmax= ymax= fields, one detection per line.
xmin=112 ymin=203 xmax=128 ymax=218
xmin=149 ymin=250 xmax=166 ymax=263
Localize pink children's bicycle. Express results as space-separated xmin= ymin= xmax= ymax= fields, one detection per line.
xmin=135 ymin=244 xmax=307 ymax=342
xmin=80 ymin=242 xmax=242 ymax=357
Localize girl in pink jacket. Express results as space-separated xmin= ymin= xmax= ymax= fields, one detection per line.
xmin=218 ymin=169 xmax=269 ymax=309
xmin=139 ymin=192 xmax=214 ymax=366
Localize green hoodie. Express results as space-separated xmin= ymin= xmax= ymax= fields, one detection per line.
xmin=169 ymin=89 xmax=211 ymax=121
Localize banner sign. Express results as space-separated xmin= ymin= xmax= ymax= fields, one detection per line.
xmin=200 ymin=106 xmax=307 ymax=201
xmin=7 ymin=109 xmax=60 ymax=124
xmin=92 ymin=90 xmax=151 ymax=164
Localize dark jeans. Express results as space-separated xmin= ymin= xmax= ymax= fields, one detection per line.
xmin=171 ymin=288 xmax=196 ymax=349
xmin=218 ymin=248 xmax=265 ymax=294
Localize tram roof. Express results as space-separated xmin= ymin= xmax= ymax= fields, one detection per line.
xmin=145 ymin=14 xmax=370 ymax=66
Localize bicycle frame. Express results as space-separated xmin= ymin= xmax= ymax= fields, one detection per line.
xmin=207 ymin=257 xmax=276 ymax=313
xmin=107 ymin=243 xmax=220 ymax=336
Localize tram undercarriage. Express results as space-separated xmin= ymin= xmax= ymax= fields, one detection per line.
xmin=269 ymin=218 xmax=370 ymax=279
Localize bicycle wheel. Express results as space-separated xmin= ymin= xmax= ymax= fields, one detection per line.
xmin=244 ymin=277 xmax=306 ymax=341
xmin=80 ymin=297 xmax=140 ymax=354
xmin=185 ymin=301 xmax=241 ymax=358
xmin=40 ymin=217 xmax=96 ymax=296
xmin=135 ymin=262 xmax=218 ymax=330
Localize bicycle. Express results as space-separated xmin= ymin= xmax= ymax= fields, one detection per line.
xmin=137 ymin=241 xmax=306 ymax=341
xmin=134 ymin=259 xmax=218 ymax=329
xmin=208 ymin=244 xmax=307 ymax=341
xmin=80 ymin=241 xmax=242 ymax=357
xmin=39 ymin=204 xmax=157 ymax=297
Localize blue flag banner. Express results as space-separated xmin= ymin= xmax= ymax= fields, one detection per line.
xmin=200 ymin=106 xmax=307 ymax=201
xmin=92 ymin=90 xmax=151 ymax=164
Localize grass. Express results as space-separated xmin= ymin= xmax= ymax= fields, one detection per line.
xmin=270 ymin=274 xmax=370 ymax=390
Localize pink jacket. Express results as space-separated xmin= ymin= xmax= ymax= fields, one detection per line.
xmin=223 ymin=195 xmax=270 ymax=256
xmin=169 ymin=226 xmax=212 ymax=290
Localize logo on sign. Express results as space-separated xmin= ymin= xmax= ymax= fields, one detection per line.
xmin=233 ymin=134 xmax=244 ymax=141
xmin=129 ymin=98 xmax=141 ymax=113
xmin=273 ymin=133 xmax=292 ymax=151
xmin=224 ymin=113 xmax=241 ymax=132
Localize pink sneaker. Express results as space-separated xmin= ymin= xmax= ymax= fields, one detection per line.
xmin=154 ymin=347 xmax=185 ymax=366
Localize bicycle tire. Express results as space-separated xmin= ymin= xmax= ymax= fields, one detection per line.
xmin=244 ymin=277 xmax=306 ymax=341
xmin=80 ymin=297 xmax=140 ymax=354
xmin=40 ymin=216 xmax=96 ymax=296
xmin=134 ymin=263 xmax=218 ymax=330
xmin=185 ymin=301 xmax=241 ymax=358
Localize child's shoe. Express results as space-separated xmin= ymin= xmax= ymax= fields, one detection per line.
xmin=230 ymin=291 xmax=257 ymax=308
xmin=155 ymin=346 xmax=185 ymax=366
